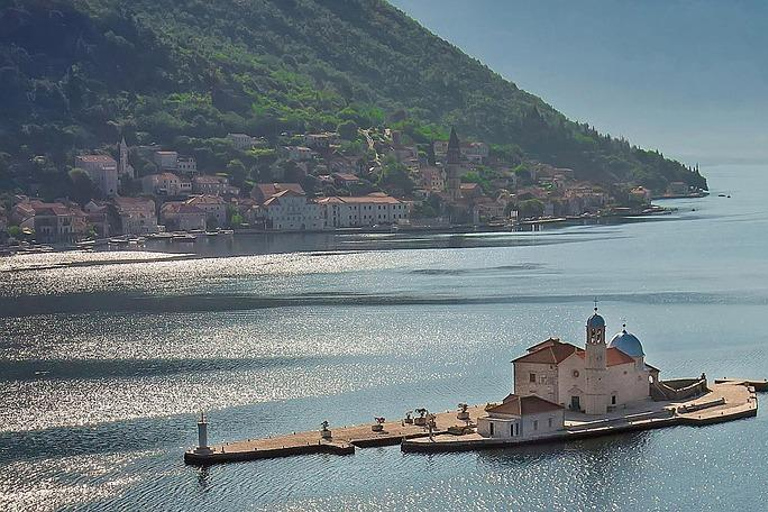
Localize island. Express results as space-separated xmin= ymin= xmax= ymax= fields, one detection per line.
xmin=184 ymin=308 xmax=760 ymax=465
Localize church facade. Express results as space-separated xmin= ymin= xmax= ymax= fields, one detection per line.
xmin=512 ymin=309 xmax=660 ymax=415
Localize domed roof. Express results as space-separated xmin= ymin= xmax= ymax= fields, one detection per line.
xmin=586 ymin=309 xmax=605 ymax=329
xmin=609 ymin=328 xmax=644 ymax=357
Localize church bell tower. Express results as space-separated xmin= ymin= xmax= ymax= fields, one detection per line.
xmin=584 ymin=307 xmax=608 ymax=415
xmin=446 ymin=127 xmax=462 ymax=201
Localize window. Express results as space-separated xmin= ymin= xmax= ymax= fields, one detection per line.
xmin=515 ymin=423 xmax=520 ymax=436
xmin=529 ymin=373 xmax=536 ymax=383
xmin=533 ymin=420 xmax=538 ymax=431
xmin=611 ymin=395 xmax=617 ymax=405
xmin=510 ymin=424 xmax=514 ymax=437
xmin=548 ymin=418 xmax=553 ymax=428
xmin=489 ymin=422 xmax=494 ymax=436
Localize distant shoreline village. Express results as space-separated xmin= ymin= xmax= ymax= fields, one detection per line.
xmin=1 ymin=128 xmax=706 ymax=256
xmin=184 ymin=309 xmax=760 ymax=464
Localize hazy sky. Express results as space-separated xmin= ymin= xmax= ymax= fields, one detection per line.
xmin=390 ymin=0 xmax=768 ymax=165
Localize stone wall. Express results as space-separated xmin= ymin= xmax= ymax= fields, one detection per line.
xmin=651 ymin=377 xmax=708 ymax=401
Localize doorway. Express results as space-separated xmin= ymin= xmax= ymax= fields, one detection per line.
xmin=571 ymin=395 xmax=581 ymax=411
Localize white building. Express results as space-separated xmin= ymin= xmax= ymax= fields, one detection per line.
xmin=477 ymin=394 xmax=565 ymax=440
xmin=112 ymin=197 xmax=158 ymax=235
xmin=177 ymin=156 xmax=197 ymax=175
xmin=511 ymin=310 xmax=660 ymax=414
xmin=227 ymin=133 xmax=256 ymax=150
xmin=192 ymin=175 xmax=239 ymax=196
xmin=261 ymin=189 xmax=323 ymax=231
xmin=281 ymin=146 xmax=315 ymax=162
xmin=74 ymin=155 xmax=119 ymax=197
xmin=316 ymin=193 xmax=410 ymax=228
xmin=153 ymin=151 xmax=179 ymax=171
xmin=304 ymin=133 xmax=338 ymax=150
xmin=160 ymin=201 xmax=206 ymax=231
xmin=186 ymin=195 xmax=227 ymax=227
xmin=142 ymin=173 xmax=192 ymax=196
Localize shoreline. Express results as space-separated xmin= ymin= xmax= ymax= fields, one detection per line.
xmin=1 ymin=206 xmax=688 ymax=264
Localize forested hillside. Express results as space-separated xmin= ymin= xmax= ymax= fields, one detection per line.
xmin=0 ymin=0 xmax=706 ymax=194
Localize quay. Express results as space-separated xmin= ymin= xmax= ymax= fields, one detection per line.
xmin=184 ymin=406 xmax=487 ymax=465
xmin=403 ymin=381 xmax=758 ymax=453
xmin=714 ymin=377 xmax=768 ymax=392
xmin=185 ymin=381 xmax=758 ymax=465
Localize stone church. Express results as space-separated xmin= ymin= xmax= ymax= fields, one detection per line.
xmin=512 ymin=309 xmax=660 ymax=414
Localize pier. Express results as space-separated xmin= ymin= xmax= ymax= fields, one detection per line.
xmin=184 ymin=381 xmax=759 ymax=465
xmin=184 ymin=406 xmax=486 ymax=465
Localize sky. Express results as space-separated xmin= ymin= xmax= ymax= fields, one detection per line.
xmin=389 ymin=0 xmax=768 ymax=165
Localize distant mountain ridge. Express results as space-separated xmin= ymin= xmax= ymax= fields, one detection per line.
xmin=0 ymin=0 xmax=706 ymax=194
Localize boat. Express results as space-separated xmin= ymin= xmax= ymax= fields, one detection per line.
xmin=109 ymin=237 xmax=129 ymax=245
xmin=171 ymin=234 xmax=197 ymax=243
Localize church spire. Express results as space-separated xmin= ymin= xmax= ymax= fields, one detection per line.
xmin=447 ymin=127 xmax=461 ymax=165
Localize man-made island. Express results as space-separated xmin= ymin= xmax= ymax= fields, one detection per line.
xmin=184 ymin=309 xmax=760 ymax=465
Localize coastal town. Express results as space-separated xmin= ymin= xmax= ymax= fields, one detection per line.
xmin=185 ymin=309 xmax=762 ymax=464
xmin=0 ymin=126 xmax=704 ymax=252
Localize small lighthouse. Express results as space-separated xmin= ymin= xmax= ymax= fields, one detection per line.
xmin=194 ymin=412 xmax=213 ymax=455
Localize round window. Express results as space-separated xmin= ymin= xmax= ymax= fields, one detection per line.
xmin=573 ymin=370 xmax=580 ymax=378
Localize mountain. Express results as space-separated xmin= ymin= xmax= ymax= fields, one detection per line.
xmin=0 ymin=0 xmax=706 ymax=196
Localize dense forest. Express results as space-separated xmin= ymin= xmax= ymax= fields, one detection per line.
xmin=0 ymin=0 xmax=707 ymax=196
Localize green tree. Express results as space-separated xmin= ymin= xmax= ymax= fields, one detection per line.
xmin=68 ymin=168 xmax=96 ymax=205
xmin=226 ymin=159 xmax=248 ymax=189
xmin=518 ymin=199 xmax=545 ymax=218
xmin=337 ymin=120 xmax=359 ymax=141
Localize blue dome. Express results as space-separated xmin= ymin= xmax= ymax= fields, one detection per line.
xmin=609 ymin=329 xmax=645 ymax=357
xmin=586 ymin=312 xmax=605 ymax=329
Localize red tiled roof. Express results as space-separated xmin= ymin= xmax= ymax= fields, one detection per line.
xmin=514 ymin=339 xmax=636 ymax=367
xmin=316 ymin=194 xmax=402 ymax=205
xmin=332 ymin=172 xmax=360 ymax=182
xmin=187 ymin=194 xmax=225 ymax=205
xmin=194 ymin=175 xmax=227 ymax=184
xmin=161 ymin=202 xmax=203 ymax=214
xmin=525 ymin=337 xmax=562 ymax=353
xmin=253 ymin=183 xmax=305 ymax=200
xmin=487 ymin=394 xmax=564 ymax=416
xmin=512 ymin=340 xmax=579 ymax=365
xmin=76 ymin=155 xmax=117 ymax=164
xmin=576 ymin=347 xmax=636 ymax=366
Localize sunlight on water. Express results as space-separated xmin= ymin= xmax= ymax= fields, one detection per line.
xmin=2 ymin=165 xmax=768 ymax=510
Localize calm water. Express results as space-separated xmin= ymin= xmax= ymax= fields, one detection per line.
xmin=2 ymin=164 xmax=768 ymax=511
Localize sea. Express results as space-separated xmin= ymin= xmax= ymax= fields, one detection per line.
xmin=1 ymin=163 xmax=767 ymax=511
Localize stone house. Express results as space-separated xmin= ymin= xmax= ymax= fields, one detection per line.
xmin=477 ymin=394 xmax=565 ymax=440
xmin=186 ymin=195 xmax=227 ymax=228
xmin=160 ymin=202 xmax=206 ymax=231
xmin=112 ymin=197 xmax=158 ymax=235
xmin=74 ymin=155 xmax=119 ymax=197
